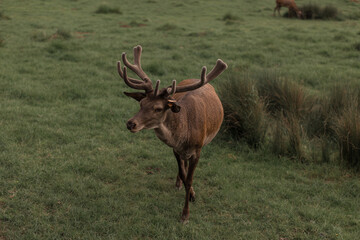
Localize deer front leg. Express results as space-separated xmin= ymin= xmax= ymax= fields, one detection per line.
xmin=180 ymin=153 xmax=199 ymax=224
xmin=174 ymin=150 xmax=185 ymax=190
xmin=174 ymin=151 xmax=195 ymax=198
xmin=175 ymin=154 xmax=188 ymax=190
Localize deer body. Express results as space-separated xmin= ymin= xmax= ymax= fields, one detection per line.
xmin=117 ymin=46 xmax=227 ymax=223
xmin=274 ymin=0 xmax=303 ymax=18
xmin=154 ymin=80 xmax=223 ymax=152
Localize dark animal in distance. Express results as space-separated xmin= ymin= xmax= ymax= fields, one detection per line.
xmin=117 ymin=45 xmax=227 ymax=223
xmin=274 ymin=0 xmax=303 ymax=18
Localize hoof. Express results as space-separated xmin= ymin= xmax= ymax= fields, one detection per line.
xmin=180 ymin=214 xmax=189 ymax=224
xmin=181 ymin=218 xmax=189 ymax=224
xmin=175 ymin=183 xmax=182 ymax=190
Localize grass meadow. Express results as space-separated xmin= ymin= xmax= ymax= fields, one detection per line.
xmin=0 ymin=0 xmax=360 ymax=239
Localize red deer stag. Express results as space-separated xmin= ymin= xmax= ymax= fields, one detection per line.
xmin=274 ymin=0 xmax=303 ymax=18
xmin=117 ymin=45 xmax=227 ymax=223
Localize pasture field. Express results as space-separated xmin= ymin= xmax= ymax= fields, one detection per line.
xmin=0 ymin=0 xmax=359 ymax=239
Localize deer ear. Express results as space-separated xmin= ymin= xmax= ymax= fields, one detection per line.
xmin=124 ymin=92 xmax=146 ymax=102
xmin=167 ymin=99 xmax=181 ymax=113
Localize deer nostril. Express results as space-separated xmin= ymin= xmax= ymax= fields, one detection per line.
xmin=127 ymin=121 xmax=136 ymax=130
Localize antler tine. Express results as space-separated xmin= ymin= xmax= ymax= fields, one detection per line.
xmin=166 ymin=80 xmax=177 ymax=95
xmin=133 ymin=45 xmax=142 ymax=66
xmin=121 ymin=66 xmax=149 ymax=90
xmin=118 ymin=45 xmax=154 ymax=93
xmin=204 ymin=59 xmax=228 ymax=83
xmin=121 ymin=46 xmax=149 ymax=81
xmin=117 ymin=61 xmax=143 ymax=84
xmin=154 ymin=80 xmax=160 ymax=96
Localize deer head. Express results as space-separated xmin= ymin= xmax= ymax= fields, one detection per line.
xmin=117 ymin=45 xmax=227 ymax=133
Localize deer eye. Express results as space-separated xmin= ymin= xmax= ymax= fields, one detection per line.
xmin=154 ymin=108 xmax=163 ymax=113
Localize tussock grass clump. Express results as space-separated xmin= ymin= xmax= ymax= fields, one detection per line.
xmin=95 ymin=4 xmax=122 ymax=14
xmin=156 ymin=23 xmax=179 ymax=31
xmin=257 ymin=73 xmax=310 ymax=119
xmin=283 ymin=114 xmax=305 ymax=161
xmin=300 ymin=4 xmax=339 ymax=20
xmin=31 ymin=30 xmax=50 ymax=42
xmin=0 ymin=36 xmax=5 ymax=47
xmin=270 ymin=114 xmax=305 ymax=161
xmin=0 ymin=11 xmax=10 ymax=20
xmin=255 ymin=72 xmax=314 ymax=161
xmin=326 ymin=85 xmax=360 ymax=117
xmin=321 ymin=5 xmax=338 ymax=19
xmin=53 ymin=29 xmax=72 ymax=40
xmin=304 ymin=96 xmax=329 ymax=137
xmin=32 ymin=29 xmax=71 ymax=41
xmin=333 ymin=108 xmax=360 ymax=170
xmin=353 ymin=42 xmax=360 ymax=51
xmin=271 ymin=119 xmax=289 ymax=156
xmin=220 ymin=71 xmax=360 ymax=167
xmin=222 ymin=13 xmax=238 ymax=21
xmin=218 ymin=72 xmax=267 ymax=148
xmin=222 ymin=12 xmax=242 ymax=25
xmin=301 ymin=4 xmax=322 ymax=19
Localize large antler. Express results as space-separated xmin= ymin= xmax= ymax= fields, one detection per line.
xmin=158 ymin=59 xmax=227 ymax=96
xmin=117 ymin=45 xmax=153 ymax=93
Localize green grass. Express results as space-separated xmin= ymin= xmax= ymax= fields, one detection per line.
xmin=0 ymin=0 xmax=360 ymax=239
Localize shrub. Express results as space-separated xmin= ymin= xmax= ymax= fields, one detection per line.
xmin=95 ymin=4 xmax=122 ymax=14
xmin=218 ymin=72 xmax=267 ymax=148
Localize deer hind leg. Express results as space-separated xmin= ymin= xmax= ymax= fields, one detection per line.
xmin=180 ymin=151 xmax=200 ymax=223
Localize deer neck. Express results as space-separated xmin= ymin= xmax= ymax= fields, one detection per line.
xmin=154 ymin=108 xmax=187 ymax=149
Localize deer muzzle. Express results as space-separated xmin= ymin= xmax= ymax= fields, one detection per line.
xmin=126 ymin=120 xmax=137 ymax=132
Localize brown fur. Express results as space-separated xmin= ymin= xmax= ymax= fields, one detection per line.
xmin=274 ymin=0 xmax=303 ymax=18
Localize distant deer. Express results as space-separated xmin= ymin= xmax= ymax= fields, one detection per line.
xmin=274 ymin=0 xmax=303 ymax=18
xmin=117 ymin=45 xmax=227 ymax=223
